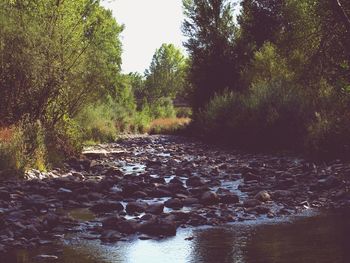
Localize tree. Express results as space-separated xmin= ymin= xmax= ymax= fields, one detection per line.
xmin=182 ymin=0 xmax=239 ymax=110
xmin=0 ymin=0 xmax=123 ymax=126
xmin=144 ymin=43 xmax=188 ymax=102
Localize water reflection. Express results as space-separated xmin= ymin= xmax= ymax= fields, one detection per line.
xmin=3 ymin=210 xmax=350 ymax=263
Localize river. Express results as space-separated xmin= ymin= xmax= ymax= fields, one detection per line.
xmin=4 ymin=209 xmax=350 ymax=263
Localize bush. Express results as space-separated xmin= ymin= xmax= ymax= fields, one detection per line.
xmin=76 ymin=103 xmax=117 ymax=144
xmin=176 ymin=107 xmax=192 ymax=118
xmin=149 ymin=97 xmax=176 ymax=119
xmin=0 ymin=120 xmax=47 ymax=176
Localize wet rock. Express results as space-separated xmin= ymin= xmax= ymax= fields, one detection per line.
xmin=275 ymin=179 xmax=296 ymax=189
xmin=88 ymin=192 xmax=104 ymax=201
xmin=254 ymin=205 xmax=271 ymax=214
xmin=333 ymin=190 xmax=349 ymax=200
xmin=186 ymin=176 xmax=205 ymax=187
xmin=126 ymin=201 xmax=147 ymax=214
xmin=146 ymin=203 xmax=164 ymax=215
xmin=183 ymin=197 xmax=199 ymax=206
xmin=139 ymin=235 xmax=152 ymax=240
xmin=117 ymin=219 xmax=139 ymax=234
xmin=139 ymin=219 xmax=177 ymax=236
xmin=254 ymin=190 xmax=271 ymax=202
xmin=23 ymin=195 xmax=47 ymax=210
xmin=57 ymin=187 xmax=72 ymax=194
xmin=164 ymin=198 xmax=183 ymax=210
xmin=243 ymin=172 xmax=259 ymax=182
xmin=200 ymin=191 xmax=219 ymax=205
xmin=102 ymin=216 xmax=121 ymax=229
xmin=89 ymin=201 xmax=124 ymax=214
xmin=273 ymin=190 xmax=294 ymax=200
xmin=122 ymin=183 xmax=141 ymax=196
xmin=243 ymin=199 xmax=262 ymax=208
xmin=169 ymin=177 xmax=183 ymax=185
xmin=104 ymin=167 xmax=123 ymax=177
xmin=133 ymin=191 xmax=148 ymax=198
xmin=34 ymin=254 xmax=59 ymax=261
xmin=316 ymin=176 xmax=341 ymax=190
xmin=23 ymin=225 xmax=40 ymax=238
xmin=149 ymin=188 xmax=173 ymax=198
xmin=219 ymin=193 xmax=239 ymax=204
xmin=43 ymin=213 xmax=60 ymax=229
xmin=0 ymin=190 xmax=11 ymax=201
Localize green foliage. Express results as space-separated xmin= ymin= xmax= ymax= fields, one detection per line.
xmin=176 ymin=107 xmax=193 ymax=118
xmin=144 ymin=43 xmax=188 ymax=101
xmin=0 ymin=0 xmax=123 ymax=126
xmin=182 ymin=0 xmax=239 ymax=110
xmin=149 ymin=97 xmax=176 ymax=119
xmin=185 ymin=0 xmax=350 ymax=159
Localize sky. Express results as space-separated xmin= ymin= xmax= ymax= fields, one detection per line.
xmin=102 ymin=0 xmax=187 ymax=74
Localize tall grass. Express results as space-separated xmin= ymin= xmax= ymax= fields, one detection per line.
xmin=0 ymin=120 xmax=47 ymax=176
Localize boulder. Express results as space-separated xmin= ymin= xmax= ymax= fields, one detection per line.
xmin=200 ymin=191 xmax=219 ymax=205
xmin=164 ymin=198 xmax=183 ymax=210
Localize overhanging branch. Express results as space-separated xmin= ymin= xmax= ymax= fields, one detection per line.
xmin=335 ymin=0 xmax=350 ymax=32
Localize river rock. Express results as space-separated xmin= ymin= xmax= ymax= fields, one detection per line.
xmin=34 ymin=254 xmax=59 ymax=261
xmin=316 ymin=176 xmax=341 ymax=189
xmin=100 ymin=230 xmax=122 ymax=242
xmin=89 ymin=201 xmax=124 ymax=214
xmin=186 ymin=176 xmax=205 ymax=187
xmin=0 ymin=190 xmax=11 ymax=201
xmin=183 ymin=197 xmax=199 ymax=206
xmin=164 ymin=198 xmax=183 ymax=210
xmin=254 ymin=190 xmax=271 ymax=202
xmin=243 ymin=172 xmax=260 ymax=182
xmin=273 ymin=190 xmax=294 ymax=199
xmin=243 ymin=199 xmax=262 ymax=208
xmin=126 ymin=201 xmax=147 ymax=214
xmin=117 ymin=220 xmax=139 ymax=234
xmin=200 ymin=191 xmax=219 ymax=205
xmin=122 ymin=183 xmax=141 ymax=196
xmin=219 ymin=193 xmax=239 ymax=204
xmin=102 ymin=216 xmax=121 ymax=229
xmin=146 ymin=203 xmax=164 ymax=215
xmin=139 ymin=219 xmax=177 ymax=236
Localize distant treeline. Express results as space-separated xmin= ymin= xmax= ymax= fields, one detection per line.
xmin=182 ymin=0 xmax=350 ymax=159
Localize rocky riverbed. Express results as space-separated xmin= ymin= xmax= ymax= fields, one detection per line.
xmin=0 ymin=135 xmax=349 ymax=254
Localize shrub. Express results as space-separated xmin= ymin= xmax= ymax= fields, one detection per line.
xmin=0 ymin=120 xmax=47 ymax=176
xmin=149 ymin=97 xmax=176 ymax=119
xmin=176 ymin=107 xmax=192 ymax=118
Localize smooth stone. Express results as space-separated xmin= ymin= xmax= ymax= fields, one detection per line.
xmin=254 ymin=190 xmax=271 ymax=202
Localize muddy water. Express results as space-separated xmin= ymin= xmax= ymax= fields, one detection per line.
xmin=3 ymin=209 xmax=350 ymax=263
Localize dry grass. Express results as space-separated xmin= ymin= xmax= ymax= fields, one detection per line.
xmin=0 ymin=127 xmax=14 ymax=143
xmin=148 ymin=117 xmax=191 ymax=134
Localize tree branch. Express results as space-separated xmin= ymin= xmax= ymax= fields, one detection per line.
xmin=335 ymin=0 xmax=350 ymax=32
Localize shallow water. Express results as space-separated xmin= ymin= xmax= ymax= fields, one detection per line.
xmin=3 ymin=209 xmax=350 ymax=263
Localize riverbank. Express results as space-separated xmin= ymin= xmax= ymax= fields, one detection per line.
xmin=0 ymin=135 xmax=349 ymax=255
